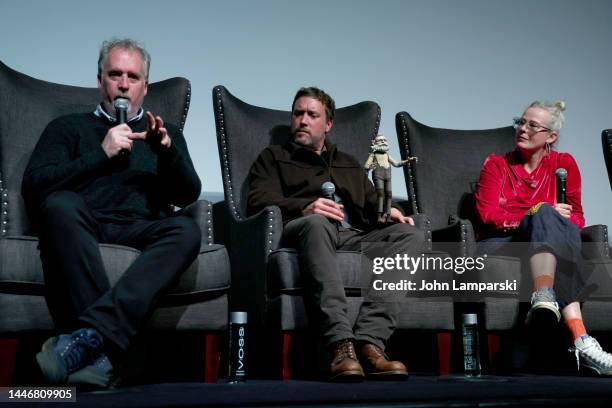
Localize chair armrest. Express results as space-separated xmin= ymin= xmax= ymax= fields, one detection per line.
xmin=181 ymin=199 xmax=214 ymax=246
xmin=431 ymin=216 xmax=477 ymax=257
xmin=212 ymin=201 xmax=283 ymax=325
xmin=581 ymin=224 xmax=610 ymax=259
xmin=410 ymin=213 xmax=432 ymax=252
xmin=389 ymin=199 xmax=433 ymax=252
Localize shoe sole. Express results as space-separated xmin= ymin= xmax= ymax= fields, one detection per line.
xmin=526 ymin=304 xmax=560 ymax=325
xmin=329 ymin=370 xmax=365 ymax=383
xmin=36 ymin=337 xmax=68 ymax=385
xmin=581 ymin=365 xmax=612 ymax=376
xmin=67 ymin=365 xmax=111 ymax=388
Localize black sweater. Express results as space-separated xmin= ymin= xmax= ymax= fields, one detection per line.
xmin=22 ymin=112 xmax=201 ymax=223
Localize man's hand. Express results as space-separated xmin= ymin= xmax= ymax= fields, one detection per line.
xmin=130 ymin=111 xmax=172 ymax=150
xmin=303 ymin=198 xmax=344 ymax=222
xmin=101 ymin=124 xmax=135 ymax=158
xmin=389 ymin=207 xmax=415 ymax=225
xmin=553 ymin=203 xmax=572 ymax=220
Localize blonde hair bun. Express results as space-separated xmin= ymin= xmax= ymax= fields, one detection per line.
xmin=554 ymin=100 xmax=566 ymax=111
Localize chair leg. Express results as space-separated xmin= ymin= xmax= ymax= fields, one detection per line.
xmin=204 ymin=334 xmax=222 ymax=383
xmin=281 ymin=332 xmax=293 ymax=380
xmin=0 ymin=338 xmax=18 ymax=386
xmin=487 ymin=333 xmax=501 ymax=372
xmin=436 ymin=331 xmax=451 ymax=376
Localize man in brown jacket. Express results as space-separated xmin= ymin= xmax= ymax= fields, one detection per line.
xmin=247 ymin=87 xmax=424 ymax=382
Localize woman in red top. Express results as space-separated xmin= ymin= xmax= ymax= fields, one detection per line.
xmin=475 ymin=101 xmax=612 ymax=375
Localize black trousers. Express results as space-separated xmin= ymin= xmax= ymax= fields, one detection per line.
xmin=37 ymin=191 xmax=201 ymax=350
xmin=282 ymin=214 xmax=425 ymax=350
xmin=478 ymin=203 xmax=587 ymax=309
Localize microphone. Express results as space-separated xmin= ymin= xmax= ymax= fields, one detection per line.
xmin=556 ymin=168 xmax=567 ymax=204
xmin=113 ymin=98 xmax=129 ymax=124
xmin=321 ymin=181 xmax=336 ymax=201
xmin=321 ymin=182 xmax=340 ymax=227
xmin=113 ymin=98 xmax=129 ymax=156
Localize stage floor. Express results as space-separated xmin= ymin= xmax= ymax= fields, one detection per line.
xmin=30 ymin=375 xmax=612 ymax=407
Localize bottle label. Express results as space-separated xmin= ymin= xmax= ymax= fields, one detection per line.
xmin=229 ymin=323 xmax=247 ymax=381
xmin=462 ymin=324 xmax=481 ymax=376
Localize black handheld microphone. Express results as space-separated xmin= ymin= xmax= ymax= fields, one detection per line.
xmin=556 ymin=168 xmax=567 ymax=204
xmin=113 ymin=98 xmax=129 ymax=124
xmin=321 ymin=182 xmax=340 ymax=227
xmin=113 ymin=98 xmax=129 ymax=156
xmin=321 ymin=181 xmax=336 ymax=201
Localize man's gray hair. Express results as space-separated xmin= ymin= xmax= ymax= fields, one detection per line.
xmin=98 ymin=38 xmax=151 ymax=81
xmin=528 ymin=100 xmax=566 ymax=132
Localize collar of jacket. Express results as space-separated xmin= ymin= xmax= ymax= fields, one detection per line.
xmin=285 ymin=138 xmax=337 ymax=160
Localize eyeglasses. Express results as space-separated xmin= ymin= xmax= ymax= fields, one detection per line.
xmin=513 ymin=117 xmax=552 ymax=133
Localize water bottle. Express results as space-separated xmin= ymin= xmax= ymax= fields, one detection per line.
xmin=462 ymin=313 xmax=481 ymax=377
xmin=228 ymin=311 xmax=247 ymax=382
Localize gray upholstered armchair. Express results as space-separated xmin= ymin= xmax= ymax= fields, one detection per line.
xmin=0 ymin=60 xmax=230 ymax=385
xmin=395 ymin=112 xmax=612 ymax=369
xmin=212 ymin=86 xmax=454 ymax=378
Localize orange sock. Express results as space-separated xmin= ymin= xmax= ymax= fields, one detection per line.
xmin=533 ymin=275 xmax=554 ymax=292
xmin=566 ymin=319 xmax=587 ymax=341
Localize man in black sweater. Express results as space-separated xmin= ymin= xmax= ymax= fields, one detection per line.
xmin=21 ymin=38 xmax=201 ymax=387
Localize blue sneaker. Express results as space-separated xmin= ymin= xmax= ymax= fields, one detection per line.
xmin=68 ymin=354 xmax=113 ymax=387
xmin=36 ymin=328 xmax=104 ymax=384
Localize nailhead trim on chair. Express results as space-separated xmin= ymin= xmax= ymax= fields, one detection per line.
xmin=180 ymin=83 xmax=191 ymax=132
xmin=604 ymin=227 xmax=610 ymax=258
xmin=213 ymin=87 xmax=240 ymax=220
xmin=206 ymin=201 xmax=213 ymax=246
xmin=398 ymin=114 xmax=419 ymax=214
xmin=0 ymin=174 xmax=6 ymax=236
xmin=460 ymin=223 xmax=468 ymax=257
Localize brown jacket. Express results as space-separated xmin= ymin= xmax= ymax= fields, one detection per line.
xmin=247 ymin=139 xmax=380 ymax=229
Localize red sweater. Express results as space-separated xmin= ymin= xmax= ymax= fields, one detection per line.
xmin=475 ymin=150 xmax=585 ymax=235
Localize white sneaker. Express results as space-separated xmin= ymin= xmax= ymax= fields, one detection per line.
xmin=526 ymin=287 xmax=561 ymax=323
xmin=571 ymin=335 xmax=612 ymax=375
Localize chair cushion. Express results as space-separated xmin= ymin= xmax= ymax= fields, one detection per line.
xmin=267 ymin=248 xmax=365 ymax=296
xmin=0 ymin=236 xmax=230 ymax=331
xmin=581 ymin=259 xmax=612 ymax=331
xmin=479 ymin=255 xmax=522 ymax=331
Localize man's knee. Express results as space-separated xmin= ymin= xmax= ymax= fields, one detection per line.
xmin=167 ymin=216 xmax=201 ymax=253
xmin=40 ymin=191 xmax=87 ymax=222
xmin=292 ymin=214 xmax=335 ymax=233
xmin=283 ymin=214 xmax=337 ymax=245
xmin=384 ymin=223 xmax=426 ymax=247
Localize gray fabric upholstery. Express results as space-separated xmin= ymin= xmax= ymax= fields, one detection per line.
xmin=395 ymin=112 xmax=516 ymax=231
xmin=581 ymin=259 xmax=612 ymax=331
xmin=478 ymin=256 xmax=522 ymax=331
xmin=395 ymin=298 xmax=454 ymax=330
xmin=0 ymin=60 xmax=229 ymax=335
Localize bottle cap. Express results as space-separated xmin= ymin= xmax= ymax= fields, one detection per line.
xmin=230 ymin=311 xmax=248 ymax=324
xmin=463 ymin=313 xmax=478 ymax=325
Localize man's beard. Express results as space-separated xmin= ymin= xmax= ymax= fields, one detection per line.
xmin=371 ymin=143 xmax=389 ymax=153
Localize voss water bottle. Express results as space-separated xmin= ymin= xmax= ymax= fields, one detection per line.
xmin=228 ymin=311 xmax=247 ymax=382
xmin=462 ymin=313 xmax=481 ymax=377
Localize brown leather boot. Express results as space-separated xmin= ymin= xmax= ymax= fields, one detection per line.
xmin=329 ymin=339 xmax=365 ymax=382
xmin=358 ymin=343 xmax=408 ymax=379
